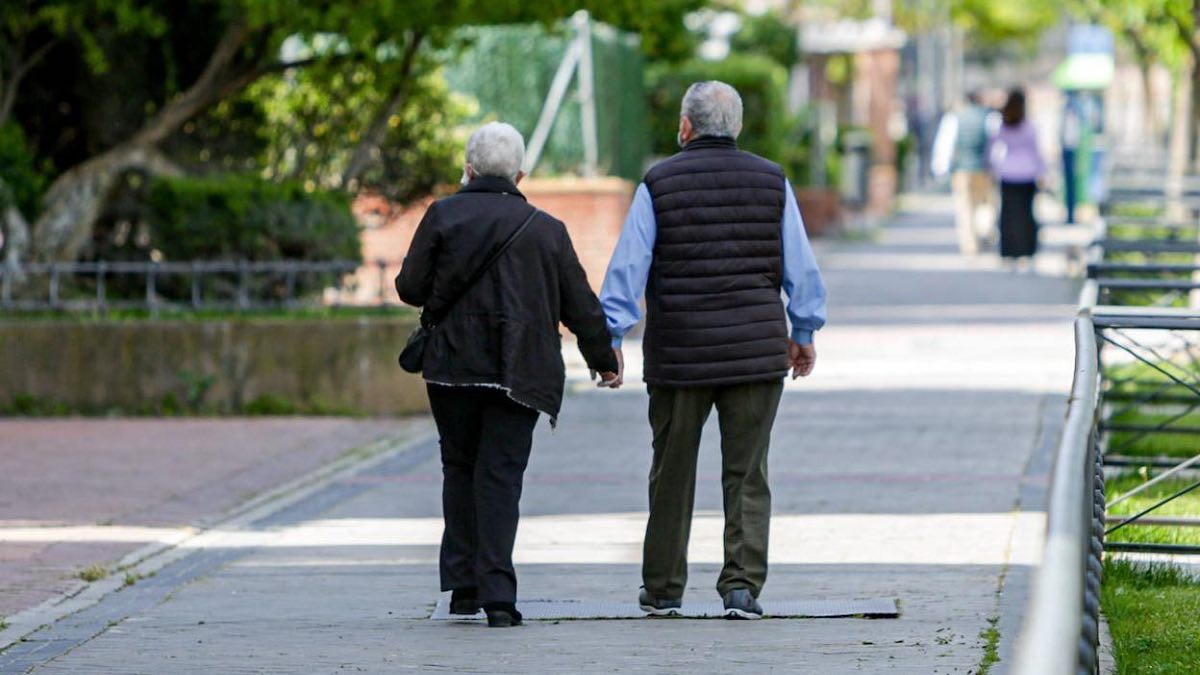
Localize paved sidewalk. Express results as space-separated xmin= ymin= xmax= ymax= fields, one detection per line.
xmin=4 ymin=194 xmax=1080 ymax=674
xmin=0 ymin=418 xmax=427 ymax=620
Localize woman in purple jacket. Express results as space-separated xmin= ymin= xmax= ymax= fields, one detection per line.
xmin=989 ymin=89 xmax=1044 ymax=264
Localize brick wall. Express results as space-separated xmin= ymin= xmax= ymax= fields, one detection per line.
xmin=522 ymin=177 xmax=634 ymax=292
xmin=349 ymin=176 xmax=840 ymax=304
xmin=352 ymin=178 xmax=634 ymax=302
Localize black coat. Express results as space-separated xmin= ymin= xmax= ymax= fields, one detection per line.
xmin=395 ymin=176 xmax=617 ymax=422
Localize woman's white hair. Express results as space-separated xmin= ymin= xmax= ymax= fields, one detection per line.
xmin=466 ymin=122 xmax=525 ymax=182
xmin=681 ymin=81 xmax=743 ymax=139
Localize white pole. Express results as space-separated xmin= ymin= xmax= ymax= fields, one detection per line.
xmin=524 ymin=38 xmax=582 ymax=175
xmin=576 ymin=10 xmax=599 ymax=178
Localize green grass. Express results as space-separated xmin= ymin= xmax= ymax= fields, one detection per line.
xmin=1098 ymin=266 xmax=1193 ymax=306
xmin=1104 ymin=362 xmax=1200 ymax=458
xmin=1105 ymin=409 xmax=1200 ymax=459
xmin=1102 ymin=559 xmax=1200 ymax=675
xmin=77 ymin=564 xmax=108 ymax=582
xmin=1106 ymin=472 xmax=1200 ymax=547
xmin=1106 ymin=224 xmax=1200 ymax=241
xmin=1100 ymin=246 xmax=1197 ymax=307
xmin=976 ymin=615 xmax=1000 ymax=674
xmin=1110 ymin=203 xmax=1164 ymax=218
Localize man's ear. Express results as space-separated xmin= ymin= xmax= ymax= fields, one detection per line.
xmin=679 ymin=116 xmax=693 ymax=143
xmin=514 ymin=170 xmax=526 ymax=185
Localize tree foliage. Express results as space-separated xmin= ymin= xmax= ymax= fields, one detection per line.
xmin=144 ymin=174 xmax=361 ymax=263
xmin=1 ymin=0 xmax=708 ymax=265
xmin=647 ymin=54 xmax=789 ymax=162
xmin=730 ymin=10 xmax=799 ymax=70
xmin=246 ymin=63 xmax=472 ymax=202
xmin=1068 ymin=0 xmax=1192 ymax=71
xmin=889 ymin=0 xmax=1060 ymax=48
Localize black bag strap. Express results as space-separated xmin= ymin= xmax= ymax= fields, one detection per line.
xmin=424 ymin=207 xmax=540 ymax=327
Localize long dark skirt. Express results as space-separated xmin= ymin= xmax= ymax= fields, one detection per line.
xmin=998 ymin=181 xmax=1038 ymax=258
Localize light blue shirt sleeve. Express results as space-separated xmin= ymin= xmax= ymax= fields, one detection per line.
xmin=781 ymin=179 xmax=827 ymax=344
xmin=599 ymin=183 xmax=656 ymax=348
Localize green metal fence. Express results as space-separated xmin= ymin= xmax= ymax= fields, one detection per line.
xmin=444 ymin=20 xmax=648 ymax=181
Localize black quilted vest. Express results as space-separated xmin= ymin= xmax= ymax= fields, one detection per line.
xmin=642 ymin=136 xmax=789 ymax=387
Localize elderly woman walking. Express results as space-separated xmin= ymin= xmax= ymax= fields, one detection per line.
xmin=395 ymin=122 xmax=618 ymax=627
xmin=989 ymin=88 xmax=1045 ymax=268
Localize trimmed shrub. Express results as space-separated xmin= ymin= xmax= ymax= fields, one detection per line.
xmin=0 ymin=123 xmax=49 ymax=220
xmin=144 ymin=174 xmax=361 ymax=263
xmin=646 ymin=54 xmax=789 ymax=166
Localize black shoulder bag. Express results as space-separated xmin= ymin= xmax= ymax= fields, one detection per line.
xmin=398 ymin=208 xmax=540 ymax=373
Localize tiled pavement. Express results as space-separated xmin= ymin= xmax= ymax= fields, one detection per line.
xmin=2 ymin=194 xmax=1084 ymax=673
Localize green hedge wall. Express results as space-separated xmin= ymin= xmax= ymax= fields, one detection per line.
xmin=145 ymin=174 xmax=361 ymax=263
xmin=646 ymin=54 xmax=789 ymax=167
xmin=0 ymin=123 xmax=48 ymax=220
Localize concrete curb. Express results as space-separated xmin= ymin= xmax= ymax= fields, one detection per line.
xmin=994 ymin=393 xmax=1064 ymax=673
xmin=0 ymin=420 xmax=435 ymax=654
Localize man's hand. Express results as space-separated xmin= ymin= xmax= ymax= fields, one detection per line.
xmin=596 ymin=347 xmax=624 ymax=389
xmin=788 ymin=340 xmax=816 ymax=379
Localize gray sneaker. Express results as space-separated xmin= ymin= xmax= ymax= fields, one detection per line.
xmin=722 ymin=589 xmax=763 ymax=620
xmin=638 ymin=588 xmax=682 ymax=616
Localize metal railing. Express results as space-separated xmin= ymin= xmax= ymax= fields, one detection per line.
xmin=0 ymin=259 xmax=369 ymax=313
xmin=1016 ymin=180 xmax=1200 ymax=673
xmin=1013 ymin=316 xmax=1104 ymax=675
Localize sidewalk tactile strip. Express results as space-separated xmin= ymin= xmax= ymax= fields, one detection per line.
xmin=430 ymin=596 xmax=899 ymax=620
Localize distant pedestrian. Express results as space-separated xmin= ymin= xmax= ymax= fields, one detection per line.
xmin=395 ymin=122 xmax=618 ymax=627
xmin=600 ymin=81 xmax=826 ymax=620
xmin=1060 ymin=91 xmax=1085 ymax=225
xmin=931 ymin=90 xmax=998 ymax=254
xmin=989 ymin=88 xmax=1045 ymax=267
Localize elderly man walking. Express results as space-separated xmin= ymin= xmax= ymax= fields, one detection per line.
xmin=396 ymin=122 xmax=618 ymax=627
xmin=600 ymin=81 xmax=826 ymax=619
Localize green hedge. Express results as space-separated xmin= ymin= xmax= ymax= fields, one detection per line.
xmin=646 ymin=54 xmax=789 ymax=167
xmin=0 ymin=123 xmax=49 ymax=220
xmin=144 ymin=174 xmax=361 ymax=263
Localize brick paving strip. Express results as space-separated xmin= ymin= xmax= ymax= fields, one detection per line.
xmin=0 ymin=418 xmax=434 ymax=650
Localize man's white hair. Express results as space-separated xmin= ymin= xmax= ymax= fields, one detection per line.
xmin=681 ymin=81 xmax=743 ymax=139
xmin=466 ymin=122 xmax=525 ymax=182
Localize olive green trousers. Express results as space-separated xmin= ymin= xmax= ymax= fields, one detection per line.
xmin=642 ymin=379 xmax=784 ymax=600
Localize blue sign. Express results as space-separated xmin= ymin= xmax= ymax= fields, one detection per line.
xmin=1067 ymin=24 xmax=1114 ymax=55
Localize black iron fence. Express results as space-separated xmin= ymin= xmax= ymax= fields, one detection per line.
xmin=0 ymin=259 xmax=369 ymax=313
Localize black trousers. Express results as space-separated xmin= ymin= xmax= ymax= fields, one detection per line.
xmin=427 ymin=384 xmax=540 ymax=605
xmin=998 ymin=180 xmax=1038 ymax=258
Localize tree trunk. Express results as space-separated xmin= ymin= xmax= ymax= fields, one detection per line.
xmin=1140 ymin=61 xmax=1158 ymax=143
xmin=1192 ymin=57 xmax=1200 ymax=173
xmin=2 ymin=201 xmax=30 ymax=282
xmin=0 ymin=37 xmax=59 ymax=128
xmin=1126 ymin=33 xmax=1159 ymax=144
xmin=1167 ymin=66 xmax=1191 ymax=222
xmin=1191 ymin=6 xmax=1200 ymax=173
xmin=340 ymin=32 xmax=425 ymax=190
xmin=30 ymin=146 xmax=182 ymax=262
xmin=29 ymin=20 xmax=262 ymax=262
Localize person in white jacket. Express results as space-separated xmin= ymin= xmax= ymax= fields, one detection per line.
xmin=931 ymin=91 xmax=1000 ymax=255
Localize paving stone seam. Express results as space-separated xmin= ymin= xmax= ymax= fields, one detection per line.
xmin=0 ymin=422 xmax=435 ymax=657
